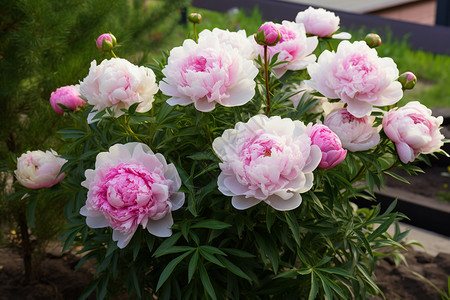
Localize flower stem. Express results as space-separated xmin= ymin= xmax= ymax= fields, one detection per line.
xmin=326 ymin=40 xmax=335 ymax=51
xmin=193 ymin=23 xmax=198 ymax=42
xmin=264 ymin=45 xmax=271 ymax=116
xmin=110 ymin=50 xmax=117 ymax=58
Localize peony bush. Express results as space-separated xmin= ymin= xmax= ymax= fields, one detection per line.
xmin=9 ymin=7 xmax=447 ymax=300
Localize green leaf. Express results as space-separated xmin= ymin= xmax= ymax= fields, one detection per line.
xmin=308 ymin=272 xmax=318 ymax=300
xmin=199 ymin=248 xmax=225 ymax=267
xmin=188 ymin=250 xmax=199 ymax=283
xmin=356 ymin=264 xmax=385 ymax=298
xmin=285 ymin=211 xmax=302 ymax=247
xmin=153 ymin=232 xmax=182 ymax=257
xmin=187 ymin=152 xmax=219 ymax=161
xmin=222 ymin=248 xmax=255 ymax=258
xmin=198 ymin=261 xmax=217 ymax=300
xmin=153 ymin=246 xmax=195 ymax=258
xmin=26 ymin=197 xmax=38 ymax=228
xmin=367 ymin=214 xmax=397 ymax=242
xmin=217 ymin=256 xmax=252 ymax=281
xmin=191 ymin=219 xmax=231 ymax=230
xmin=317 ymin=267 xmax=354 ymax=279
xmin=317 ymin=270 xmax=347 ymax=299
xmin=156 ymin=250 xmax=193 ymax=291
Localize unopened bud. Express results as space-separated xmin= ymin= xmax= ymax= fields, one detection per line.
xmin=255 ymin=22 xmax=281 ymax=46
xmin=364 ymin=33 xmax=382 ymax=48
xmin=398 ymin=72 xmax=417 ymax=90
xmin=188 ymin=13 xmax=202 ymax=24
xmin=96 ymin=33 xmax=117 ymax=52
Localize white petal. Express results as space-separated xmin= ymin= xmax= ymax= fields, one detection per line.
xmin=265 ymin=193 xmax=302 ymax=211
xmin=170 ymin=192 xmax=185 ymax=211
xmin=231 ymin=195 xmax=261 ymax=210
xmin=146 ymin=213 xmax=173 ymax=237
xmin=332 ymin=32 xmax=352 ymax=40
xmin=112 ymin=230 xmax=134 ymax=249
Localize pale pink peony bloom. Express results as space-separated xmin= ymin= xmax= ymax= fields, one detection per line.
xmin=213 ymin=115 xmax=322 ymax=211
xmin=80 ymin=143 xmax=185 ymax=248
xmin=295 ymin=6 xmax=340 ymax=38
xmin=160 ymin=35 xmax=258 ymax=112
xmin=324 ymin=108 xmax=380 ymax=152
xmin=252 ymin=21 xmax=318 ymax=78
xmin=49 ymin=85 xmax=85 ymax=114
xmin=383 ymin=101 xmax=444 ymax=163
xmin=198 ymin=28 xmax=255 ymax=60
xmin=306 ymin=123 xmax=347 ymax=169
xmin=306 ymin=41 xmax=403 ymax=118
xmin=79 ymin=58 xmax=158 ymax=123
xmin=15 ymin=150 xmax=67 ymax=189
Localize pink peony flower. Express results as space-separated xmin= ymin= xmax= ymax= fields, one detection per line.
xmin=49 ymin=85 xmax=85 ymax=114
xmin=252 ymin=21 xmax=318 ymax=78
xmin=295 ymin=6 xmax=340 ymax=37
xmin=15 ymin=149 xmax=67 ymax=189
xmin=307 ymin=123 xmax=347 ymax=169
xmin=96 ymin=33 xmax=116 ymax=52
xmin=79 ymin=58 xmax=158 ymax=123
xmin=213 ymin=115 xmax=322 ymax=211
xmin=306 ymin=41 xmax=403 ymax=118
xmin=198 ymin=28 xmax=255 ymax=60
xmin=159 ymin=35 xmax=258 ymax=112
xmin=80 ymin=143 xmax=185 ymax=248
xmin=383 ymin=101 xmax=444 ymax=163
xmin=324 ymin=108 xmax=380 ymax=152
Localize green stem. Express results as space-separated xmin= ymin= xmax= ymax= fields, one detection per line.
xmin=121 ymin=116 xmax=143 ymax=143
xmin=264 ymin=45 xmax=271 ymax=116
xmin=110 ymin=49 xmax=117 ymax=58
xmin=326 ymin=40 xmax=335 ymax=51
xmin=193 ymin=23 xmax=198 ymax=42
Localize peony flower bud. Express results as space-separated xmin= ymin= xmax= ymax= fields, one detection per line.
xmin=254 ymin=22 xmax=281 ymax=46
xmin=96 ymin=33 xmax=117 ymax=52
xmin=307 ymin=123 xmax=347 ymax=169
xmin=364 ymin=33 xmax=382 ymax=48
xmin=15 ymin=150 xmax=67 ymax=189
xmin=398 ymin=72 xmax=417 ymax=90
xmin=50 ymin=85 xmax=85 ymax=114
xmin=187 ymin=13 xmax=202 ymax=24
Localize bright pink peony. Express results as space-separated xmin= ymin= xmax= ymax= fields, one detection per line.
xmin=324 ymin=108 xmax=380 ymax=152
xmin=252 ymin=21 xmax=318 ymax=78
xmin=306 ymin=41 xmax=403 ymax=117
xmin=79 ymin=58 xmax=158 ymax=123
xmin=295 ymin=6 xmax=340 ymax=37
xmin=49 ymin=85 xmax=85 ymax=114
xmin=213 ymin=115 xmax=322 ymax=211
xmin=15 ymin=149 xmax=67 ymax=189
xmin=383 ymin=101 xmax=444 ymax=163
xmin=159 ymin=35 xmax=258 ymax=112
xmin=307 ymin=123 xmax=347 ymax=169
xmin=80 ymin=143 xmax=185 ymax=248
